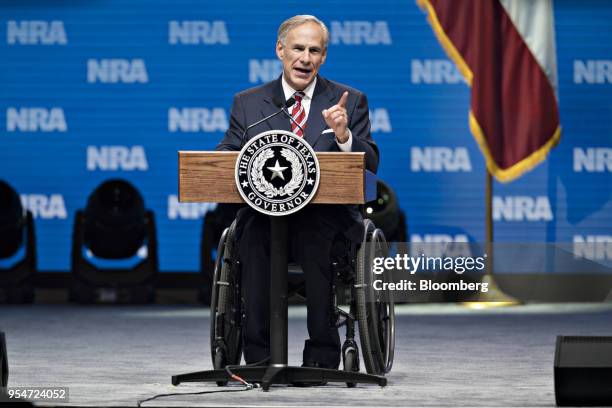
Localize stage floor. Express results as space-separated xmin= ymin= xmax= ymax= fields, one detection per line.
xmin=2 ymin=303 xmax=612 ymax=407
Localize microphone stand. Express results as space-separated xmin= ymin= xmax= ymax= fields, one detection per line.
xmin=241 ymin=97 xmax=296 ymax=139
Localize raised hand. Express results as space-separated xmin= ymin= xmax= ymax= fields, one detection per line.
xmin=322 ymin=91 xmax=349 ymax=143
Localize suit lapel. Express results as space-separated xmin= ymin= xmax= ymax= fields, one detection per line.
xmin=260 ymin=77 xmax=291 ymax=135
xmin=257 ymin=76 xmax=336 ymax=146
xmin=305 ymin=76 xmax=335 ymax=148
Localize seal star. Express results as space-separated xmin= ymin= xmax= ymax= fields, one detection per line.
xmin=241 ymin=180 xmax=249 ymax=188
xmin=306 ymin=178 xmax=314 ymax=186
xmin=267 ymin=160 xmax=288 ymax=181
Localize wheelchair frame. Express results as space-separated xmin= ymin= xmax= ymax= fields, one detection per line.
xmin=209 ymin=218 xmax=395 ymax=387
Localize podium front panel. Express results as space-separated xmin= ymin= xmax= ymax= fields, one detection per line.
xmin=179 ymin=151 xmax=368 ymax=204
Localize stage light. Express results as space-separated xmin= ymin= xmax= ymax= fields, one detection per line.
xmin=0 ymin=331 xmax=7 ymax=387
xmin=70 ymin=179 xmax=158 ymax=304
xmin=0 ymin=180 xmax=36 ymax=303
xmin=364 ymin=180 xmax=407 ymax=242
xmin=555 ymin=335 xmax=612 ymax=406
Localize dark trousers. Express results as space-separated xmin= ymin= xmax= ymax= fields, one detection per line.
xmin=235 ymin=205 xmax=357 ymax=369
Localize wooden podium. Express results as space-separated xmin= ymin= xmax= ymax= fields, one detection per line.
xmin=172 ymin=150 xmax=386 ymax=390
xmin=177 ymin=151 xmax=376 ymax=205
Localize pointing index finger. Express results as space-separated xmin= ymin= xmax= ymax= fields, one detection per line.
xmin=338 ymin=91 xmax=348 ymax=108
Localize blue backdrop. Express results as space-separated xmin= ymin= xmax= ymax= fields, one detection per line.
xmin=1 ymin=0 xmax=610 ymax=272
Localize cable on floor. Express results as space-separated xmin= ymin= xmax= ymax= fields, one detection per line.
xmin=136 ymin=357 xmax=270 ymax=407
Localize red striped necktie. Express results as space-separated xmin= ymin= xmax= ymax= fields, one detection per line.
xmin=290 ymin=91 xmax=306 ymax=137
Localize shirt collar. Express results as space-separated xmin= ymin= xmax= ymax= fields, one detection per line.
xmin=281 ymin=75 xmax=317 ymax=102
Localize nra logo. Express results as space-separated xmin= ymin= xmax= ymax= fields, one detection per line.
xmin=411 ymin=59 xmax=464 ymax=84
xmin=20 ymin=194 xmax=67 ymax=219
xmin=369 ymin=108 xmax=391 ymax=133
xmin=493 ymin=196 xmax=553 ymax=222
xmin=168 ymin=20 xmax=229 ymax=45
xmin=168 ymin=108 xmax=228 ymax=132
xmin=6 ymin=107 xmax=67 ymax=132
xmin=573 ymin=148 xmax=611 ymax=172
xmin=167 ymin=195 xmax=217 ymax=220
xmin=410 ymin=234 xmax=471 ymax=257
xmin=7 ymin=20 xmax=67 ymax=45
xmin=329 ymin=21 xmax=391 ymax=45
xmin=87 ymin=146 xmax=148 ymax=171
xmin=249 ymin=59 xmax=283 ymax=84
xmin=411 ymin=147 xmax=471 ymax=172
xmin=573 ymin=235 xmax=612 ymax=261
xmin=87 ymin=59 xmax=148 ymax=83
xmin=574 ymin=60 xmax=612 ymax=84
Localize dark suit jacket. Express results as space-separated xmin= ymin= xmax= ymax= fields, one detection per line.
xmin=216 ymin=75 xmax=379 ymax=172
xmin=216 ymin=75 xmax=379 ymax=240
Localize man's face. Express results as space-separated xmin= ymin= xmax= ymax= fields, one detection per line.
xmin=276 ymin=22 xmax=327 ymax=91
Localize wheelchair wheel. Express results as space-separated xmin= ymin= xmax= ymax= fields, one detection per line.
xmin=354 ymin=219 xmax=395 ymax=375
xmin=209 ymin=220 xmax=243 ymax=374
xmin=343 ymin=347 xmax=359 ymax=388
xmin=213 ymin=347 xmax=228 ymax=386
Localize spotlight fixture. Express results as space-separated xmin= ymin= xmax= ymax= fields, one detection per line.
xmin=363 ymin=180 xmax=407 ymax=242
xmin=70 ymin=179 xmax=158 ymax=303
xmin=0 ymin=180 xmax=36 ymax=303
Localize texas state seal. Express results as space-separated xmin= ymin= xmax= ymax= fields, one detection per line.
xmin=235 ymin=130 xmax=320 ymax=216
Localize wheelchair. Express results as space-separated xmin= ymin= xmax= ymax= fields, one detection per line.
xmin=209 ymin=217 xmax=395 ymax=386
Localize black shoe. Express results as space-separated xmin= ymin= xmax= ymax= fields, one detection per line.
xmin=291 ymin=361 xmax=328 ymax=387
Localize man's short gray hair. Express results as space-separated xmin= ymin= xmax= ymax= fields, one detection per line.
xmin=277 ymin=15 xmax=329 ymax=50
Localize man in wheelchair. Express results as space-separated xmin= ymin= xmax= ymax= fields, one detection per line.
xmin=210 ymin=210 xmax=393 ymax=379
xmin=215 ymin=15 xmax=387 ymax=374
xmin=235 ymin=207 xmax=366 ymax=369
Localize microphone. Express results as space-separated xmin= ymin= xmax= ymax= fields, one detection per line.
xmin=273 ymin=96 xmax=295 ymax=110
xmin=241 ymin=97 xmax=296 ymax=139
xmin=275 ymin=97 xmax=305 ymax=136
